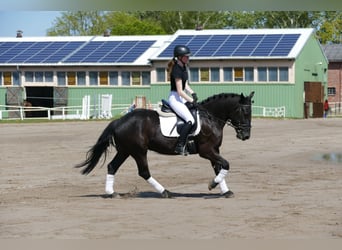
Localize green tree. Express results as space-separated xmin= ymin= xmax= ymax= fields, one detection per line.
xmin=47 ymin=11 xmax=165 ymax=36
xmin=316 ymin=11 xmax=342 ymax=44
xmin=46 ymin=11 xmax=341 ymax=45
xmin=47 ymin=11 xmax=107 ymax=36
xmin=133 ymin=11 xmax=230 ymax=33
xmin=259 ymin=11 xmax=321 ymax=28
xmin=104 ymin=12 xmax=165 ymax=35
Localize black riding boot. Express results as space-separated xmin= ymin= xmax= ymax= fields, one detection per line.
xmin=174 ymin=121 xmax=193 ymax=155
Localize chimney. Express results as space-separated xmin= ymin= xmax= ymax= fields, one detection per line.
xmin=16 ymin=30 xmax=23 ymax=38
xmin=103 ymin=29 xmax=110 ymax=37
xmin=195 ymin=25 xmax=203 ymax=31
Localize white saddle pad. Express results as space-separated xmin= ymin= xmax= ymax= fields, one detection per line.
xmin=157 ymin=110 xmax=201 ymax=137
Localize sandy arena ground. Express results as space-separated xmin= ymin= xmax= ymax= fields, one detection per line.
xmin=0 ymin=118 xmax=341 ymax=239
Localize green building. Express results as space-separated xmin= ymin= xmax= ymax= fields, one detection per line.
xmin=0 ymin=28 xmax=328 ymax=119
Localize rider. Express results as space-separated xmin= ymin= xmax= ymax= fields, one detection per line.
xmin=167 ymin=45 xmax=198 ymax=155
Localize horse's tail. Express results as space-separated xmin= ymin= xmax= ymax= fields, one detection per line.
xmin=75 ymin=121 xmax=116 ymax=175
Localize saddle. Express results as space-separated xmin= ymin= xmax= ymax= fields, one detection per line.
xmin=157 ymin=99 xmax=201 ymax=138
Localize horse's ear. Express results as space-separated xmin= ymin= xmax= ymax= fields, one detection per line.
xmin=249 ymin=91 xmax=255 ymax=99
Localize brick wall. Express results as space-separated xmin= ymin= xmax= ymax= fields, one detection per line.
xmin=327 ymin=62 xmax=342 ymax=103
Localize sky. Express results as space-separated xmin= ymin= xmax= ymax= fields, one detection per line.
xmin=0 ymin=11 xmax=62 ymax=37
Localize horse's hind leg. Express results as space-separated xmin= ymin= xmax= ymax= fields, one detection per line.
xmin=132 ymin=152 xmax=172 ymax=198
xmin=105 ymin=151 xmax=129 ymax=196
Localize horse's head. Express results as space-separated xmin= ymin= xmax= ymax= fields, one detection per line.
xmin=231 ymin=91 xmax=254 ymax=141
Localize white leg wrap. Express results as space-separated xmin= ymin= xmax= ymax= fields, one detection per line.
xmin=105 ymin=174 xmax=115 ymax=194
xmin=147 ymin=177 xmax=165 ymax=193
xmin=214 ymin=169 xmax=228 ymax=183
xmin=219 ymin=180 xmax=229 ymax=194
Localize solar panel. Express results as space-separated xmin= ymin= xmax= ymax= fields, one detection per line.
xmin=64 ymin=40 xmax=155 ymax=63
xmin=215 ymin=35 xmax=246 ymax=56
xmin=0 ymin=42 xmax=34 ymax=63
xmin=42 ymin=42 xmax=84 ymax=63
xmin=270 ymin=34 xmax=300 ymax=56
xmin=158 ymin=33 xmax=300 ymax=58
xmin=232 ymin=35 xmax=264 ymax=56
xmin=0 ymin=32 xmax=301 ymax=65
xmin=195 ymin=35 xmax=227 ymax=57
xmin=8 ymin=42 xmax=50 ymax=63
xmin=115 ymin=40 xmax=155 ymax=63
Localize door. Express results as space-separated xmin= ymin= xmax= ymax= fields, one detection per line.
xmin=304 ymin=82 xmax=324 ymax=118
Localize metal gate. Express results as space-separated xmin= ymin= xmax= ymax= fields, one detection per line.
xmin=6 ymin=87 xmax=23 ymax=118
xmin=53 ymin=87 xmax=68 ymax=115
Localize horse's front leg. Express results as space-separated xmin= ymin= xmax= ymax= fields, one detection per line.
xmin=201 ymin=151 xmax=234 ymax=198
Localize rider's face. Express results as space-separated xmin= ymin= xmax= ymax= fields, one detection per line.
xmin=181 ymin=55 xmax=189 ymax=64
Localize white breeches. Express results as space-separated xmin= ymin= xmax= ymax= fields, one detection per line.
xmin=168 ymin=91 xmax=195 ymax=124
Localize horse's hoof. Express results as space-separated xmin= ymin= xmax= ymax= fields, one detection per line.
xmin=161 ymin=189 xmax=173 ymax=198
xmin=102 ymin=192 xmax=119 ymax=199
xmin=222 ymin=190 xmax=234 ymax=198
xmin=208 ymin=180 xmax=218 ymax=191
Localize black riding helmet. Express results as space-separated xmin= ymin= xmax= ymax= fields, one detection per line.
xmin=173 ymin=45 xmax=191 ymax=58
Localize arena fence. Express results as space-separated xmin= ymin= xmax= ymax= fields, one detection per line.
xmin=0 ymin=103 xmax=287 ymax=121
xmin=329 ymin=102 xmax=342 ymax=117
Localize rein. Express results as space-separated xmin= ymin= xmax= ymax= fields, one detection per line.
xmin=197 ymin=104 xmax=251 ymax=130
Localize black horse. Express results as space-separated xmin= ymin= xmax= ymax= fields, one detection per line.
xmin=76 ymin=92 xmax=254 ymax=198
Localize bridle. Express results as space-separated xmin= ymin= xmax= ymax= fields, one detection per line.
xmin=198 ymin=104 xmax=252 ymax=131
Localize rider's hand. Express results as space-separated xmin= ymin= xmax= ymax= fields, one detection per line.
xmin=192 ymin=93 xmax=198 ymax=103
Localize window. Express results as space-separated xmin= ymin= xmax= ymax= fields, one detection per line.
xmin=234 ymin=67 xmax=243 ymax=81
xmin=132 ymin=72 xmax=140 ymax=86
xmin=45 ymin=72 xmax=53 ymax=82
xmin=257 ymin=67 xmax=267 ymax=81
xmin=25 ymin=72 xmax=34 ymax=82
xmin=77 ymin=72 xmax=86 ymax=86
xmin=25 ymin=71 xmax=54 ymax=83
xmin=13 ymin=72 xmax=20 ymax=86
xmin=190 ymin=68 xmax=199 ymax=82
xmin=328 ymin=87 xmax=336 ymax=96
xmin=156 ymin=68 xmax=166 ymax=82
xmin=223 ymin=67 xmax=232 ymax=81
xmin=268 ymin=67 xmax=278 ymax=81
xmin=4 ymin=72 xmax=11 ymax=85
xmin=121 ymin=71 xmax=130 ymax=86
xmin=211 ymin=67 xmax=220 ymax=82
xmin=109 ymin=72 xmax=118 ymax=85
xmin=200 ymin=68 xmax=209 ymax=81
xmin=57 ymin=72 xmax=66 ymax=86
xmin=89 ymin=72 xmax=98 ymax=86
xmin=245 ymin=67 xmax=254 ymax=81
xmin=99 ymin=71 xmax=108 ymax=85
xmin=35 ymin=72 xmax=44 ymax=82
xmin=279 ymin=67 xmax=288 ymax=81
xmin=142 ymin=71 xmax=150 ymax=85
xmin=67 ymin=72 xmax=76 ymax=86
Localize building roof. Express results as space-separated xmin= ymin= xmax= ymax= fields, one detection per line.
xmin=151 ymin=28 xmax=314 ymax=61
xmin=0 ymin=28 xmax=315 ymax=66
xmin=321 ymin=44 xmax=342 ymax=62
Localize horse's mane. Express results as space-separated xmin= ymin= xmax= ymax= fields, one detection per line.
xmin=199 ymin=93 xmax=239 ymax=105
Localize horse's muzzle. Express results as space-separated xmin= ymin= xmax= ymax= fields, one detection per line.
xmin=236 ymin=129 xmax=250 ymax=141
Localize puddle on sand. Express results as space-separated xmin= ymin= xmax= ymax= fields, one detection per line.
xmin=314 ymin=153 xmax=342 ymax=164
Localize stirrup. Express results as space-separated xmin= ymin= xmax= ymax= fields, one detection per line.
xmin=174 ymin=144 xmax=188 ymax=156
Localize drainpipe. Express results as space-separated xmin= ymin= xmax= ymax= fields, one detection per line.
xmin=338 ymin=62 xmax=342 ymax=113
